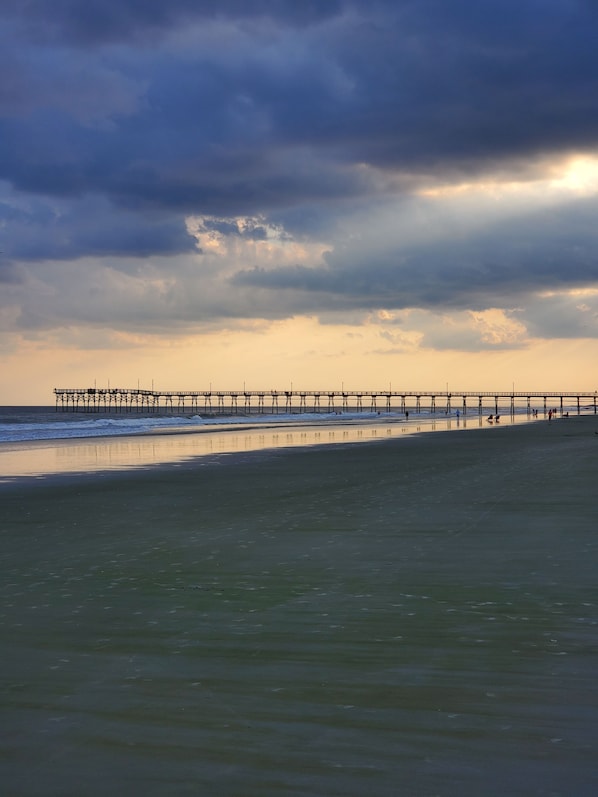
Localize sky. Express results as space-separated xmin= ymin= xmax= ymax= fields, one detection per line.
xmin=2 ymin=0 xmax=598 ymax=404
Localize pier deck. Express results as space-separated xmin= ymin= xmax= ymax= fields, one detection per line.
xmin=53 ymin=388 xmax=598 ymax=416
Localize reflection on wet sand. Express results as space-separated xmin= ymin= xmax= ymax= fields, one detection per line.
xmin=0 ymin=413 xmax=535 ymax=480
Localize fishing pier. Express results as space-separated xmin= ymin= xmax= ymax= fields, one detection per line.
xmin=54 ymin=387 xmax=598 ymax=416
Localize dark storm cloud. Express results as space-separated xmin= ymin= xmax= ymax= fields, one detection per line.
xmin=2 ymin=1 xmax=597 ymax=207
xmin=0 ymin=192 xmax=195 ymax=261
xmin=0 ymin=0 xmax=343 ymax=45
xmin=200 ymin=218 xmax=271 ymax=241
xmin=1 ymin=0 xmax=598 ymax=326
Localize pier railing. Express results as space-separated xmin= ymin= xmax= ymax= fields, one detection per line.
xmin=53 ymin=388 xmax=598 ymax=416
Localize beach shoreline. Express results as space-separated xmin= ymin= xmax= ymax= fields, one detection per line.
xmin=0 ymin=407 xmax=582 ymax=485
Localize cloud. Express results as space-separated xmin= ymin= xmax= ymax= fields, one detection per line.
xmin=0 ymin=1 xmax=343 ymax=46
xmin=523 ymin=290 xmax=598 ymax=339
xmin=232 ymin=191 xmax=598 ymax=312
xmin=2 ymin=1 xmax=598 ymax=352
xmin=2 ymin=1 xmax=598 ymax=216
xmin=0 ymin=186 xmax=196 ymax=262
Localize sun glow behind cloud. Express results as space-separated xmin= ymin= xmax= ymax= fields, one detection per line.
xmin=555 ymin=155 xmax=598 ymax=195
xmin=417 ymin=153 xmax=598 ymax=202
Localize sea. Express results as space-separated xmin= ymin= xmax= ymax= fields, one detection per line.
xmin=0 ymin=402 xmax=579 ymax=482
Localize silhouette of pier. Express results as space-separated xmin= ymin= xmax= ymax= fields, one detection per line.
xmin=53 ymin=387 xmax=598 ymax=416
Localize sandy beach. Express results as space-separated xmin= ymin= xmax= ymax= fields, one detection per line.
xmin=1 ymin=415 xmax=597 ymax=796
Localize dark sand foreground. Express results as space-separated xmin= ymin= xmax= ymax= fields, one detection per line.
xmin=1 ymin=417 xmax=597 ymax=796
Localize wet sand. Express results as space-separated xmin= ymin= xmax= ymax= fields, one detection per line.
xmin=0 ymin=411 xmax=540 ymax=481
xmin=1 ymin=416 xmax=597 ymax=796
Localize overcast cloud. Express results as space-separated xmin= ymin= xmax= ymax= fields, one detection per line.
xmin=2 ymin=0 xmax=598 ymax=350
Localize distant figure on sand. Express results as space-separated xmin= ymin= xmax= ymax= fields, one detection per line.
xmin=548 ymin=409 xmax=553 ymax=421
xmin=487 ymin=414 xmax=494 ymax=422
xmin=495 ymin=415 xmax=500 ymax=422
